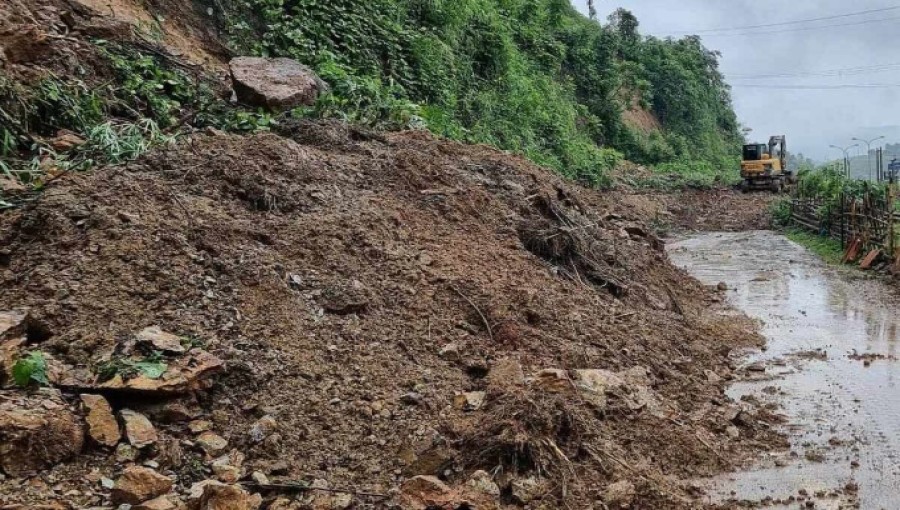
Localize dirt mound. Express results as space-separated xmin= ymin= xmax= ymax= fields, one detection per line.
xmin=646 ymin=189 xmax=777 ymax=233
xmin=0 ymin=122 xmax=781 ymax=508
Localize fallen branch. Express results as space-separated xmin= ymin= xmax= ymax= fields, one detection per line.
xmin=449 ymin=284 xmax=494 ymax=343
xmin=240 ymin=481 xmax=388 ymax=499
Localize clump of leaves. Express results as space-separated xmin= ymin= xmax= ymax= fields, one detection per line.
xmin=96 ymin=352 xmax=168 ymax=382
xmin=12 ymin=351 xmax=50 ymax=388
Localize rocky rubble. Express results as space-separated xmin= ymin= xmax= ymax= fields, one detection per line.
xmin=0 ymin=124 xmax=778 ymax=508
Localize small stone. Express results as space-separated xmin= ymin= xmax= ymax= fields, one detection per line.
xmin=452 ymin=391 xmax=486 ymax=412
xmin=189 ymin=420 xmax=213 ymax=434
xmin=196 ymin=432 xmax=229 ymax=455
xmin=196 ymin=482 xmax=262 ymax=510
xmin=111 ymin=466 xmax=173 ymax=505
xmin=267 ymin=461 xmax=290 ymax=476
xmin=135 ymin=326 xmax=185 ymax=354
xmin=400 ymin=392 xmax=424 ymax=406
xmin=438 ymin=343 xmax=460 ymax=361
xmin=726 ymin=426 xmax=740 ymax=439
xmin=467 ymin=470 xmax=500 ymax=497
xmin=716 ymin=282 xmax=728 ymax=291
xmin=101 ymin=477 xmax=116 ymax=489
xmin=121 ymin=409 xmax=158 ymax=448
xmin=49 ymin=129 xmax=86 ymax=152
xmin=486 ymin=358 xmax=525 ymax=391
xmin=533 ymin=369 xmax=570 ymax=392
xmin=602 ymin=480 xmax=636 ymax=509
xmin=81 ymin=394 xmax=121 ymax=447
xmin=400 ymin=476 xmax=454 ymax=510
xmin=116 ymin=443 xmax=138 ymax=463
xmin=247 ymin=415 xmax=277 ymax=443
xmin=704 ymin=370 xmax=722 ymax=383
xmin=250 ymin=471 xmax=269 ymax=485
xmin=134 ymin=495 xmax=183 ymax=510
xmin=510 ymin=477 xmax=546 ymax=505
xmin=0 ymin=391 xmax=84 ymax=477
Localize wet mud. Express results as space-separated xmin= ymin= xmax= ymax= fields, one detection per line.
xmin=670 ymin=230 xmax=900 ymax=509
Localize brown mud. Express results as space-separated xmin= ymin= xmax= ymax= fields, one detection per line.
xmin=0 ymin=123 xmax=784 ymax=508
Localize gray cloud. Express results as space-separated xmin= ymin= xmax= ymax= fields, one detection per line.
xmin=571 ymin=1 xmax=900 ymax=161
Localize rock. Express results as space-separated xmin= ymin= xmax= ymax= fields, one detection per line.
xmin=438 ymin=343 xmax=460 ymax=361
xmin=136 ymin=326 xmax=186 ymax=354
xmin=573 ymin=369 xmax=625 ymax=409
xmin=210 ymin=450 xmax=245 ymax=483
xmin=400 ymin=392 xmax=424 ymax=406
xmin=510 ymin=477 xmax=546 ymax=505
xmin=704 ymin=370 xmax=722 ymax=383
xmin=187 ymin=480 xmax=226 ymax=503
xmin=0 ymin=310 xmax=28 ymax=339
xmin=49 ymin=130 xmax=86 ymax=152
xmin=533 ymin=369 xmax=570 ymax=392
xmin=467 ymin=470 xmax=500 ymax=498
xmin=602 ymin=480 xmax=636 ymax=509
xmin=116 ymin=442 xmax=139 ymax=463
xmin=267 ymin=498 xmax=295 ymax=510
xmin=121 ymin=409 xmax=158 ymax=448
xmin=135 ymin=495 xmax=185 ymax=510
xmin=453 ymin=391 xmax=486 ymax=412
xmin=189 ymin=420 xmax=213 ymax=434
xmin=716 ymin=282 xmax=728 ymax=291
xmin=81 ymin=394 xmax=121 ymax=447
xmin=726 ymin=426 xmax=740 ymax=439
xmin=250 ymin=471 xmax=269 ymax=485
xmin=111 ymin=466 xmax=174 ymax=505
xmin=95 ymin=350 xmax=225 ymax=396
xmin=196 ymin=431 xmax=229 ymax=455
xmin=0 ymin=390 xmax=84 ymax=477
xmin=267 ymin=461 xmax=290 ymax=476
xmin=0 ymin=337 xmax=27 ymax=386
xmin=486 ymin=358 xmax=525 ymax=391
xmin=196 ymin=482 xmax=262 ymax=510
xmin=230 ymin=57 xmax=327 ymax=111
xmin=400 ymin=475 xmax=455 ymax=510
xmin=746 ymin=362 xmax=766 ymax=373
xmin=247 ymin=415 xmax=277 ymax=443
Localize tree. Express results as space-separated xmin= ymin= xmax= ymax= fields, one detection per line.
xmin=587 ymin=0 xmax=597 ymax=20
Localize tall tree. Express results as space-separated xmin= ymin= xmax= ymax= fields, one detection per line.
xmin=587 ymin=0 xmax=597 ymax=20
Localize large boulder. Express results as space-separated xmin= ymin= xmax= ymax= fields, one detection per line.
xmin=0 ymin=390 xmax=84 ymax=477
xmin=229 ymin=57 xmax=327 ymax=111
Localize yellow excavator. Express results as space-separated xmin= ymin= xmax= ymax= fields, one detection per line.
xmin=740 ymin=135 xmax=792 ymax=193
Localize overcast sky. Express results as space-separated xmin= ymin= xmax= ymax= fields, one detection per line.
xmin=570 ymin=1 xmax=900 ymax=161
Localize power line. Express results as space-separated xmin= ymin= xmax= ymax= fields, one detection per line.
xmin=730 ymin=83 xmax=900 ymax=89
xmin=689 ymin=14 xmax=900 ymax=38
xmin=727 ymin=62 xmax=900 ymax=79
xmin=663 ymin=5 xmax=900 ymax=35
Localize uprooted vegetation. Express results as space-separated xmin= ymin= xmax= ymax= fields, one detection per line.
xmin=0 ymin=124 xmax=783 ymax=508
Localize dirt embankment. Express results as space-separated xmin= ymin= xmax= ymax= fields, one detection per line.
xmin=0 ymin=122 xmax=784 ymax=509
xmin=619 ymin=188 xmax=778 ymax=234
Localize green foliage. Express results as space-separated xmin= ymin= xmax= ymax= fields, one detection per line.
xmin=12 ymin=352 xmax=50 ymax=388
xmin=219 ymin=1 xmax=742 ymax=186
xmin=636 ymin=159 xmax=739 ymax=190
xmin=96 ymin=353 xmax=168 ymax=382
xmin=770 ymin=197 xmax=792 ymax=227
xmin=784 ymin=229 xmax=844 ymax=265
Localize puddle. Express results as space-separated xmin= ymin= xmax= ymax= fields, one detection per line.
xmin=668 ymin=231 xmax=900 ymax=508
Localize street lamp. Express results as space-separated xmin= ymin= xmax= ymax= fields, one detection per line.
xmin=830 ymin=144 xmax=859 ymax=177
xmin=851 ymin=136 xmax=885 ymax=181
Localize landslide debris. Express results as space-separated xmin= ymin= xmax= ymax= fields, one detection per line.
xmin=0 ymin=122 xmax=781 ymax=508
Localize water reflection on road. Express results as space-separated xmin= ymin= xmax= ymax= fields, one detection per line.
xmin=669 ymin=231 xmax=900 ymax=509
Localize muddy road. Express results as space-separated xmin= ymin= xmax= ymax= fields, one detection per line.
xmin=670 ymin=231 xmax=900 ymax=510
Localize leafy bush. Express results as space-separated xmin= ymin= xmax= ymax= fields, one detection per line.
xmin=219 ymin=0 xmax=742 ymax=183
xmin=12 ymin=352 xmax=50 ymax=388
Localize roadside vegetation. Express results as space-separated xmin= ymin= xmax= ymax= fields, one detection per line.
xmin=2 ymin=2 xmax=742 ymax=199
xmin=784 ymin=229 xmax=844 ymax=265
xmin=220 ymin=0 xmax=742 ymax=188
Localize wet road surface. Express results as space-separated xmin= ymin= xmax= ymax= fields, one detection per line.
xmin=669 ymin=231 xmax=900 ymax=510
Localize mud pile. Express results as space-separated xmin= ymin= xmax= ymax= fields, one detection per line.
xmin=0 ymin=121 xmax=783 ymax=508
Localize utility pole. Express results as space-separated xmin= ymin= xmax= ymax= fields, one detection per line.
xmin=830 ymin=144 xmax=859 ymax=178
xmin=852 ymin=136 xmax=885 ymax=181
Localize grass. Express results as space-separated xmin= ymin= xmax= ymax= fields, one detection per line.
xmin=784 ymin=228 xmax=844 ymax=265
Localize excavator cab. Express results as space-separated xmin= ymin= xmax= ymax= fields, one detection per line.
xmin=740 ymin=135 xmax=790 ymax=193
